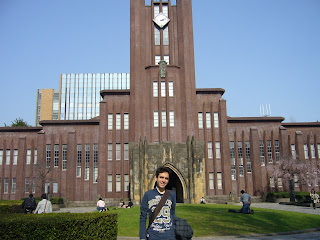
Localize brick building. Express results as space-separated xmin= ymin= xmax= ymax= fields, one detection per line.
xmin=1 ymin=0 xmax=319 ymax=204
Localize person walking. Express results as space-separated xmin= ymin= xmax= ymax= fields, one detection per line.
xmin=139 ymin=166 xmax=176 ymax=240
xmin=310 ymin=189 xmax=319 ymax=209
xmin=34 ymin=194 xmax=52 ymax=214
xmin=21 ymin=194 xmax=37 ymax=214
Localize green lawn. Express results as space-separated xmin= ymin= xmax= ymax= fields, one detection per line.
xmin=109 ymin=204 xmax=320 ymax=237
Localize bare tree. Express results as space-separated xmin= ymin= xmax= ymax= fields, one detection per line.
xmin=32 ymin=161 xmax=57 ymax=196
xmin=267 ymin=155 xmax=320 ymax=202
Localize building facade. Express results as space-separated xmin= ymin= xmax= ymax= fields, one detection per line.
xmin=1 ymin=0 xmax=320 ymax=204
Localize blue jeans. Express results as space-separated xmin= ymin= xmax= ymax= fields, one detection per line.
xmin=97 ymin=207 xmax=106 ymax=211
xmin=240 ymin=203 xmax=250 ymax=214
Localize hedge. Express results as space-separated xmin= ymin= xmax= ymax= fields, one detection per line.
xmin=0 ymin=212 xmax=117 ymax=240
xmin=266 ymin=191 xmax=316 ymax=203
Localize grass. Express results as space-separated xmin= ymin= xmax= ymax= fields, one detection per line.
xmin=0 ymin=199 xmax=23 ymax=205
xmin=109 ymin=204 xmax=320 ymax=237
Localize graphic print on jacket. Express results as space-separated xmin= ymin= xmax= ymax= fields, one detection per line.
xmin=149 ymin=195 xmax=173 ymax=232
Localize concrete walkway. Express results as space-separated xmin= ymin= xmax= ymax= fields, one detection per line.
xmin=55 ymin=203 xmax=320 ymax=240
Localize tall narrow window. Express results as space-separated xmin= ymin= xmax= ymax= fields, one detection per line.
xmin=85 ymin=144 xmax=90 ymax=180
xmin=108 ymin=114 xmax=113 ymax=130
xmin=245 ymin=141 xmax=252 ymax=173
xmin=304 ymin=144 xmax=309 ymax=159
xmin=6 ymin=149 xmax=11 ymax=165
xmin=153 ymin=82 xmax=158 ymax=97
xmin=116 ymin=114 xmax=121 ymax=130
xmin=206 ymin=112 xmax=211 ymax=129
xmin=317 ymin=144 xmax=320 ymax=159
xmin=154 ymin=4 xmax=160 ymax=16
xmin=26 ymin=149 xmax=31 ymax=165
xmin=77 ymin=144 xmax=82 ymax=177
xmin=116 ymin=174 xmax=121 ymax=192
xmin=294 ymin=174 xmax=299 ymax=187
xmin=238 ymin=142 xmax=244 ymax=176
xmin=155 ymin=26 xmax=160 ymax=45
xmin=108 ymin=144 xmax=113 ymax=161
xmin=291 ymin=144 xmax=296 ymax=159
xmin=154 ymin=111 xmax=159 ymax=127
xmin=93 ymin=144 xmax=98 ymax=183
xmin=215 ymin=142 xmax=221 ymax=159
xmin=209 ymin=173 xmax=214 ymax=189
xmin=124 ymin=143 xmax=129 ymax=160
xmin=25 ymin=178 xmax=30 ymax=193
xmin=108 ymin=175 xmax=112 ymax=192
xmin=54 ymin=144 xmax=59 ymax=167
xmin=214 ymin=112 xmax=219 ymax=128
xmin=62 ymin=145 xmax=67 ymax=170
xmin=267 ymin=140 xmax=273 ymax=163
xmin=162 ymin=111 xmax=167 ymax=127
xmin=32 ymin=178 xmax=36 ymax=193
xmin=163 ymin=27 xmax=169 ymax=45
xmin=155 ymin=55 xmax=161 ymax=65
xmin=168 ymin=81 xmax=173 ymax=97
xmin=4 ymin=178 xmax=9 ymax=193
xmin=269 ymin=177 xmax=275 ymax=188
xmin=164 ymin=55 xmax=169 ymax=64
xmin=116 ymin=144 xmax=121 ymax=160
xmin=124 ymin=113 xmax=129 ymax=130
xmin=46 ymin=145 xmax=51 ymax=168
xmin=34 ymin=149 xmax=37 ymax=164
xmin=208 ymin=142 xmax=213 ymax=159
xmin=217 ymin=173 xmax=222 ymax=189
xmin=169 ymin=111 xmax=174 ymax=127
xmin=124 ymin=174 xmax=129 ymax=191
xmin=275 ymin=140 xmax=280 ymax=162
xmin=45 ymin=183 xmax=50 ymax=194
xmin=13 ymin=149 xmax=18 ymax=165
xmin=12 ymin=178 xmax=16 ymax=193
xmin=230 ymin=142 xmax=236 ymax=180
xmin=198 ymin=112 xmax=203 ymax=129
xmin=0 ymin=150 xmax=3 ymax=165
xmin=53 ymin=183 xmax=58 ymax=193
xmin=278 ymin=178 xmax=283 ymax=188
xmin=311 ymin=144 xmax=316 ymax=158
xmin=161 ymin=81 xmax=166 ymax=97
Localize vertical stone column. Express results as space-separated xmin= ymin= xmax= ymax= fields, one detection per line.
xmin=279 ymin=127 xmax=289 ymax=157
xmin=66 ymin=132 xmax=76 ymax=201
xmin=250 ymin=128 xmax=262 ymax=195
xmin=295 ymin=131 xmax=304 ymax=161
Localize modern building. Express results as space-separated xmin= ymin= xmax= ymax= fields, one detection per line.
xmin=1 ymin=0 xmax=320 ymax=204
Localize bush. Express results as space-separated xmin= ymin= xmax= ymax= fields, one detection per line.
xmin=0 ymin=204 xmax=24 ymax=214
xmin=0 ymin=212 xmax=117 ymax=239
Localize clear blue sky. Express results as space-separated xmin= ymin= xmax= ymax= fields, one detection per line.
xmin=1 ymin=0 xmax=319 ymax=127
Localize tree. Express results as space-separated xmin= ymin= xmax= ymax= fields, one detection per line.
xmin=267 ymin=155 xmax=320 ymax=202
xmin=32 ymin=161 xmax=57 ymax=198
xmin=5 ymin=118 xmax=30 ymax=127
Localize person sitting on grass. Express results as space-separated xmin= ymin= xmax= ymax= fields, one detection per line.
xmin=239 ymin=190 xmax=251 ymax=214
xmin=97 ymin=197 xmax=107 ymax=212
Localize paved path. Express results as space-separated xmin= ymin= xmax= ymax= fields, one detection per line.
xmin=55 ymin=203 xmax=320 ymax=240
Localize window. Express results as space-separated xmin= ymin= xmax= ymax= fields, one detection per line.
xmin=26 ymin=149 xmax=31 ymax=165
xmin=108 ymin=114 xmax=113 ymax=130
xmin=34 ymin=149 xmax=37 ymax=164
xmin=278 ymin=178 xmax=283 ymax=188
xmin=53 ymin=183 xmax=58 ymax=193
xmin=116 ymin=144 xmax=121 ymax=160
xmin=153 ymin=82 xmax=158 ymax=97
xmin=291 ymin=144 xmax=296 ymax=159
xmin=208 ymin=142 xmax=213 ymax=159
xmin=32 ymin=178 xmax=36 ymax=193
xmin=169 ymin=111 xmax=174 ymax=127
xmin=318 ymin=144 xmax=320 ymax=159
xmin=269 ymin=177 xmax=275 ymax=188
xmin=6 ymin=149 xmax=11 ymax=165
xmin=230 ymin=142 xmax=236 ymax=180
xmin=162 ymin=111 xmax=167 ymax=127
xmin=116 ymin=114 xmax=121 ymax=130
xmin=161 ymin=81 xmax=166 ymax=97
xmin=311 ymin=144 xmax=316 ymax=158
xmin=46 ymin=145 xmax=51 ymax=168
xmin=294 ymin=174 xmax=299 ymax=187
xmin=124 ymin=143 xmax=129 ymax=160
xmin=0 ymin=178 xmax=1 ymax=193
xmin=198 ymin=112 xmax=203 ymax=129
xmin=124 ymin=174 xmax=129 ymax=191
xmin=168 ymin=81 xmax=173 ymax=97
xmin=62 ymin=145 xmax=67 ymax=170
xmin=213 ymin=112 xmax=219 ymax=128
xmin=108 ymin=175 xmax=112 ymax=192
xmin=12 ymin=178 xmax=16 ymax=193
xmin=108 ymin=144 xmax=112 ymax=161
xmin=93 ymin=144 xmax=98 ymax=183
xmin=238 ymin=142 xmax=244 ymax=176
xmin=217 ymin=173 xmax=222 ymax=189
xmin=304 ymin=144 xmax=309 ymax=159
xmin=206 ymin=112 xmax=211 ymax=129
xmin=54 ymin=144 xmax=59 ymax=167
xmin=163 ymin=5 xmax=168 ymax=16
xmin=209 ymin=173 xmax=214 ymax=189
xmin=13 ymin=149 xmax=18 ymax=165
xmin=275 ymin=140 xmax=280 ymax=162
xmin=163 ymin=27 xmax=169 ymax=45
xmin=267 ymin=140 xmax=273 ymax=163
xmin=154 ymin=4 xmax=160 ymax=16
xmin=245 ymin=141 xmax=252 ymax=173
xmin=154 ymin=111 xmax=159 ymax=127
xmin=77 ymin=144 xmax=82 ymax=177
xmin=0 ymin=150 xmax=3 ymax=165
xmin=164 ymin=55 xmax=169 ymax=64
xmin=215 ymin=142 xmax=221 ymax=159
xmin=85 ymin=144 xmax=90 ymax=180
xmin=116 ymin=174 xmax=121 ymax=192
xmin=155 ymin=26 xmax=160 ymax=45
xmin=155 ymin=55 xmax=161 ymax=65
xmin=25 ymin=178 xmax=30 ymax=193
xmin=45 ymin=183 xmax=50 ymax=194
xmin=4 ymin=178 xmax=9 ymax=193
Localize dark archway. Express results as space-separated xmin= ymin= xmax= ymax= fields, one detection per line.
xmin=166 ymin=171 xmax=184 ymax=203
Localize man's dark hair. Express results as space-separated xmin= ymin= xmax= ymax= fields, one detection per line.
xmin=29 ymin=194 xmax=33 ymax=198
xmin=155 ymin=166 xmax=170 ymax=177
xmin=41 ymin=193 xmax=47 ymax=199
xmin=240 ymin=190 xmax=245 ymax=194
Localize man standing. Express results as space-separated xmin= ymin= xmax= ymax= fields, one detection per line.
xmin=34 ymin=194 xmax=52 ymax=214
xmin=240 ymin=190 xmax=251 ymax=214
xmin=21 ymin=194 xmax=37 ymax=214
xmin=139 ymin=167 xmax=176 ymax=240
